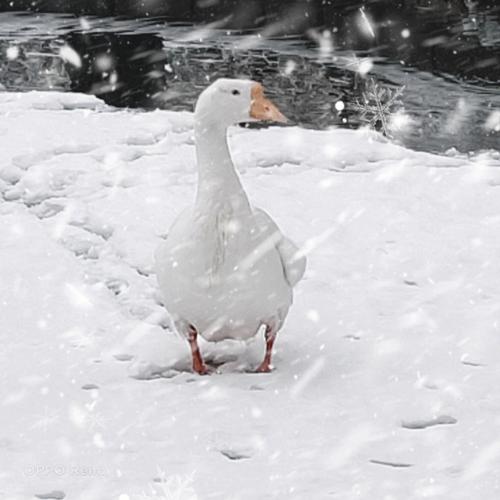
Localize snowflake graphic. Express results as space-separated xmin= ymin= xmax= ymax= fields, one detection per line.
xmin=352 ymin=77 xmax=405 ymax=138
xmin=30 ymin=405 xmax=60 ymax=433
xmin=86 ymin=410 xmax=107 ymax=430
xmin=84 ymin=401 xmax=108 ymax=430
xmin=138 ymin=469 xmax=198 ymax=500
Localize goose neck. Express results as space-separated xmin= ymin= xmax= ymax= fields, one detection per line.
xmin=194 ymin=119 xmax=249 ymax=210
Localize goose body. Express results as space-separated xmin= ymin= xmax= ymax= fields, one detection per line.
xmin=155 ymin=78 xmax=306 ymax=372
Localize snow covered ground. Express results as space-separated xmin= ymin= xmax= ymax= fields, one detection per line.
xmin=1 ymin=91 xmax=500 ymax=500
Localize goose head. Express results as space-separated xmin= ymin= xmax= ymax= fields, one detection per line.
xmin=194 ymin=78 xmax=287 ymax=129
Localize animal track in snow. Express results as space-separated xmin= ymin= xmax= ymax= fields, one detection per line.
xmin=124 ymin=131 xmax=159 ymax=146
xmin=81 ymin=384 xmax=99 ymax=391
xmin=370 ymin=459 xmax=413 ymax=468
xmin=12 ymin=151 xmax=53 ymax=169
xmin=92 ymin=147 xmax=145 ymax=164
xmin=0 ymin=165 xmax=22 ymax=184
xmin=249 ymin=384 xmax=265 ymax=391
xmin=133 ymin=265 xmax=153 ymax=278
xmin=218 ymin=448 xmax=252 ymax=461
xmin=401 ymin=415 xmax=457 ymax=430
xmin=57 ymin=232 xmax=102 ymax=259
xmin=128 ymin=361 xmax=181 ymax=380
xmin=35 ymin=491 xmax=66 ymax=500
xmin=460 ymin=355 xmax=485 ymax=367
xmin=113 ymin=353 xmax=134 ymax=362
xmin=104 ymin=278 xmax=129 ymax=296
xmin=344 ymin=333 xmax=361 ymax=341
xmin=12 ymin=144 xmax=96 ymax=169
xmin=30 ymin=201 xmax=66 ymax=219
xmin=403 ymin=279 xmax=419 ymax=286
xmin=461 ymin=360 xmax=485 ymax=367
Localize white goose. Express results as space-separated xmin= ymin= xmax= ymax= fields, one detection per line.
xmin=155 ymin=78 xmax=306 ymax=374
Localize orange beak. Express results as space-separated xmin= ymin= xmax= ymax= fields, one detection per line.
xmin=250 ymin=82 xmax=287 ymax=123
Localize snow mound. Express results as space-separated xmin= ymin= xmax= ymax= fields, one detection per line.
xmin=1 ymin=91 xmax=500 ymax=499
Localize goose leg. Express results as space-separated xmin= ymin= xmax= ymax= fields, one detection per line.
xmin=187 ymin=325 xmax=209 ymax=375
xmin=256 ymin=324 xmax=277 ymax=373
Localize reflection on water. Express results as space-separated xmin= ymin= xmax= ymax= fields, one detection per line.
xmin=0 ymin=38 xmax=68 ymax=90
xmin=0 ymin=7 xmax=499 ymax=154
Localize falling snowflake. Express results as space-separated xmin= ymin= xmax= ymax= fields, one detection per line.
xmin=358 ymin=7 xmax=376 ymax=38
xmin=59 ymin=44 xmax=82 ymax=69
xmin=138 ymin=469 xmax=198 ymax=500
xmin=307 ymin=28 xmax=334 ymax=60
xmin=352 ymin=78 xmax=405 ymax=137
xmin=6 ymin=45 xmax=19 ymax=61
xmin=86 ymin=410 xmax=107 ymax=430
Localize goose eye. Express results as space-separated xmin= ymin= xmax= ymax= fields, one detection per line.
xmin=231 ymin=89 xmax=240 ymax=96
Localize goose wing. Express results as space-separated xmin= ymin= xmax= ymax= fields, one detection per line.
xmin=254 ymin=208 xmax=306 ymax=288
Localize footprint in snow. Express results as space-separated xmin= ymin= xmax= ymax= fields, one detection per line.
xmin=12 ymin=151 xmax=53 ymax=169
xmin=94 ymin=148 xmax=144 ymax=164
xmin=81 ymin=384 xmax=99 ymax=391
xmin=81 ymin=220 xmax=114 ymax=240
xmin=343 ymin=333 xmax=361 ymax=341
xmin=30 ymin=201 xmax=65 ymax=219
xmin=58 ymin=234 xmax=102 ymax=259
xmin=35 ymin=491 xmax=65 ymax=500
xmin=0 ymin=165 xmax=22 ymax=184
xmin=370 ymin=459 xmax=413 ymax=468
xmin=218 ymin=448 xmax=252 ymax=461
xmin=62 ymin=216 xmax=114 ymax=241
xmin=203 ymin=353 xmax=239 ymax=368
xmin=128 ymin=360 xmax=181 ymax=380
xmin=105 ymin=278 xmax=129 ymax=296
xmin=53 ymin=144 xmax=96 ymax=156
xmin=461 ymin=360 xmax=485 ymax=367
xmin=461 ymin=357 xmax=485 ymax=367
xmin=13 ymin=144 xmax=95 ymax=169
xmin=3 ymin=186 xmax=23 ymax=201
xmin=124 ymin=132 xmax=158 ymax=146
xmin=113 ymin=353 xmax=134 ymax=362
xmin=134 ymin=266 xmax=153 ymax=278
xmin=403 ymin=279 xmax=419 ymax=286
xmin=402 ymin=415 xmax=457 ymax=430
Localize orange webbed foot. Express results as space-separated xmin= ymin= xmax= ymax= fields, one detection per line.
xmin=193 ymin=363 xmax=211 ymax=375
xmin=255 ymin=362 xmax=273 ymax=373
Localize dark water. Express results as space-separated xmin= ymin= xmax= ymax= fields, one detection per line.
xmin=0 ymin=6 xmax=499 ymax=154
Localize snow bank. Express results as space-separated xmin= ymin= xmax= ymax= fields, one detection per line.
xmin=1 ymin=91 xmax=500 ymax=500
